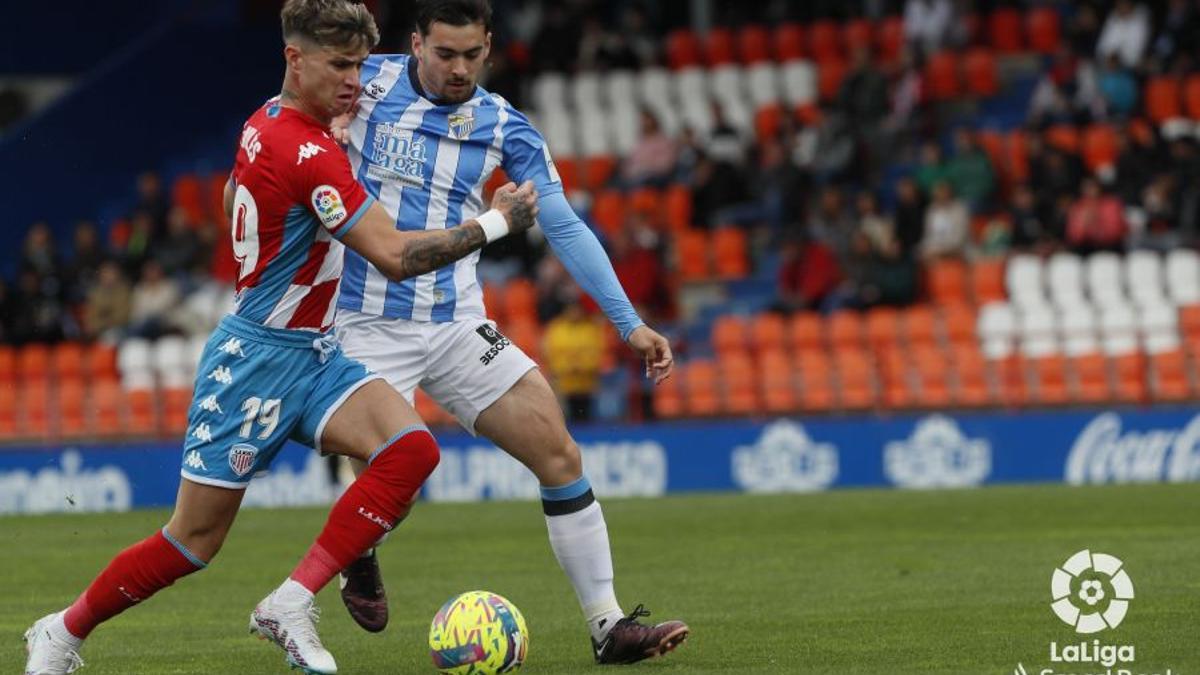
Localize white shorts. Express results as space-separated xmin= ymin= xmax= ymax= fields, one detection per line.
xmin=334 ymin=309 xmax=537 ymax=434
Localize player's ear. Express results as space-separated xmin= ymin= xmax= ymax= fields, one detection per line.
xmin=483 ymin=32 xmax=492 ymax=59
xmin=284 ymin=43 xmax=304 ymax=72
xmin=411 ymin=31 xmax=422 ymax=58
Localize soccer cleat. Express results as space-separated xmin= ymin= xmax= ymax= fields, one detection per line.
xmin=23 ymin=612 xmax=85 ymax=675
xmin=249 ymin=591 xmax=338 ymax=674
xmin=591 ymin=604 xmax=689 ymax=665
xmin=339 ymin=550 xmax=389 ymax=632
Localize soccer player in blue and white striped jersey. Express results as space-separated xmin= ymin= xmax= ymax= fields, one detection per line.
xmin=331 ymin=0 xmax=689 ymax=664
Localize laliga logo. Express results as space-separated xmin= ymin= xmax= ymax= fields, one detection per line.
xmin=1051 ymin=549 xmax=1134 ymax=633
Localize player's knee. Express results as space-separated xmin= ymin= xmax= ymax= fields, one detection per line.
xmin=541 ymin=437 xmax=582 ymax=482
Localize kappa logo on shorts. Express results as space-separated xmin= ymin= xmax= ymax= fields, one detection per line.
xmin=229 ymin=443 xmax=259 ymax=477
xmin=475 ymin=325 xmax=512 ymax=366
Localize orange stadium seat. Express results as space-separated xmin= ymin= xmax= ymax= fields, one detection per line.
xmin=834 ymin=348 xmax=876 ymax=410
xmin=772 ymin=24 xmax=805 ymax=61
xmin=0 ymin=383 xmax=15 ymax=439
xmin=57 ymin=377 xmax=88 ymax=439
xmin=704 ymin=28 xmax=736 ymax=66
xmin=749 ymin=313 xmax=786 ymax=353
xmin=963 ymin=48 xmax=999 ymax=97
xmin=754 ymin=104 xmax=784 ymax=142
xmin=18 ymin=344 xmax=51 ymax=384
xmin=18 ymin=380 xmax=50 ymax=439
xmin=712 ymin=228 xmax=748 ymax=278
xmin=482 ymin=284 xmax=503 ymax=322
xmin=552 ymin=156 xmax=578 ymax=193
xmin=664 ymin=184 xmax=692 ymax=232
xmin=1071 ymin=354 xmax=1110 ymax=404
xmin=875 ymin=16 xmax=904 ymax=64
xmin=953 ymin=344 xmax=992 ymax=406
xmin=171 ymin=173 xmax=206 ymax=225
xmin=711 ymin=315 xmax=749 ymax=355
xmin=737 ymin=25 xmax=771 ymax=64
xmin=502 ymin=278 xmax=538 ymax=323
xmin=52 ymin=342 xmax=85 ymax=380
xmin=685 ymin=359 xmax=721 ymax=416
xmin=903 ymin=305 xmax=939 ymax=348
xmin=976 ymin=129 xmax=1006 ymax=182
xmin=789 ymin=313 xmax=824 ymax=352
xmin=843 ymin=19 xmax=874 ymax=55
xmin=582 ymin=156 xmax=617 ymax=192
xmin=1180 ymin=305 xmax=1200 ymax=337
xmin=127 ymin=389 xmax=158 ymax=436
xmin=675 ymin=230 xmax=709 ymax=281
xmin=207 ymin=172 xmax=230 ymax=225
xmin=925 ymin=51 xmax=961 ymax=100
xmin=86 ymin=343 xmax=119 ymax=380
xmin=943 ymin=304 xmax=977 ymax=345
xmin=994 ymin=355 xmax=1028 ymax=407
xmin=1026 ymin=7 xmax=1061 ymax=54
xmin=1112 ymin=353 xmax=1147 ymax=403
xmin=162 ymin=387 xmax=192 ymax=435
xmin=1145 ymin=77 xmax=1182 ymax=123
xmin=666 ymin=30 xmax=702 ymax=69
xmin=1150 ymin=350 xmax=1191 ymax=401
xmin=1184 ymin=74 xmax=1200 ymax=119
xmin=912 ymin=345 xmax=951 ymax=407
xmin=826 ymin=311 xmax=864 ymax=350
xmin=797 ymin=350 xmax=835 ymax=412
xmin=989 ymin=9 xmax=1024 ymax=53
xmin=1044 ymin=125 xmax=1080 ymax=154
xmin=0 ymin=345 xmax=14 ymax=382
xmin=651 ymin=366 xmax=685 ymax=418
xmin=971 ymin=258 xmax=1007 ymax=304
xmin=865 ymin=307 xmax=901 ymax=351
xmin=720 ymin=353 xmax=759 ymax=415
xmin=880 ymin=347 xmax=916 ymax=409
xmin=591 ymin=190 xmax=625 ymax=238
xmin=628 ymin=187 xmax=662 ymax=224
xmin=807 ymin=21 xmax=842 ymax=63
xmin=760 ymin=356 xmax=799 ymax=414
xmin=927 ymin=259 xmax=969 ymax=305
xmin=817 ymin=59 xmax=848 ymax=102
xmin=92 ymin=378 xmax=125 ymax=436
xmin=504 ymin=318 xmax=541 ymax=362
xmin=1081 ymin=124 xmax=1119 ymax=172
xmin=1005 ymin=129 xmax=1030 ymax=182
xmin=1030 ymin=355 xmax=1070 ymax=405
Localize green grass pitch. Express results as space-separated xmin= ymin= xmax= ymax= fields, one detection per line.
xmin=2 ymin=483 xmax=1197 ymax=674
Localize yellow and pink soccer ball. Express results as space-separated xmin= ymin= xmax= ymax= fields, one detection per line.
xmin=429 ymin=590 xmax=528 ymax=674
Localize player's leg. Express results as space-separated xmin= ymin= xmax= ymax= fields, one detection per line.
xmin=331 ymin=310 xmax=428 ymax=631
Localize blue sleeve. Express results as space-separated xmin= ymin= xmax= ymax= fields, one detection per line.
xmin=538 ymin=191 xmax=644 ymax=340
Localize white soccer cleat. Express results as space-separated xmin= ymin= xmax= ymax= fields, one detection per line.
xmin=23 ymin=612 xmax=84 ymax=675
xmin=249 ymin=591 xmax=338 ymax=674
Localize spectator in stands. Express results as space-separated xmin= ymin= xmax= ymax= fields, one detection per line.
xmin=690 ymin=150 xmax=750 ymax=229
xmin=20 ymin=221 xmax=60 ymax=281
xmin=530 ymin=5 xmax=580 ymax=73
xmin=714 ymin=137 xmax=807 ymax=234
xmin=0 ymin=278 xmax=14 ymax=343
xmin=1097 ymin=54 xmax=1137 ymax=118
xmin=1009 ymin=183 xmax=1059 ymax=252
xmin=914 ymin=141 xmax=949 ymax=195
xmin=1030 ymin=142 xmax=1085 ymax=215
xmin=1027 ymin=46 xmax=1102 ymax=127
xmin=773 ymin=236 xmax=841 ymax=313
xmin=838 ymin=47 xmax=889 ymax=130
xmin=945 ymin=129 xmax=994 ymax=212
xmin=543 ymin=291 xmax=605 ymax=422
xmin=1068 ymin=3 xmax=1102 ymax=57
xmin=576 ymin=14 xmax=638 ymax=71
xmin=1113 ymin=128 xmax=1156 ymax=204
xmin=607 ymin=218 xmax=670 ymax=322
xmin=618 ymin=110 xmax=678 ymax=188
xmin=1152 ymin=0 xmax=1200 ymax=67
xmin=1167 ymin=138 xmax=1200 ymax=238
xmin=10 ymin=269 xmax=68 ymax=344
xmin=1130 ymin=174 xmax=1183 ymax=251
xmin=154 ymin=206 xmax=202 ymax=283
xmin=919 ymin=180 xmax=970 ymax=260
xmin=903 ymin=0 xmax=954 ymax=57
xmin=127 ymin=259 xmax=182 ymax=340
xmin=1066 ymin=177 xmax=1127 ymax=254
xmin=63 ymin=220 xmax=109 ymax=306
xmin=84 ymin=260 xmax=132 ymax=343
xmin=117 ymin=210 xmax=155 ymax=278
xmin=884 ymin=49 xmax=926 ymax=144
xmin=807 ymin=186 xmax=857 ymax=265
xmin=794 ymin=112 xmax=855 ymax=184
xmin=134 ymin=171 xmax=170 ymax=233
xmin=856 ymin=191 xmax=895 ymax=254
xmin=1096 ymin=0 xmax=1150 ymax=69
xmin=893 ymin=177 xmax=926 ymax=258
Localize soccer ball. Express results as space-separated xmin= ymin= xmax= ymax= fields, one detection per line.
xmin=429 ymin=590 xmax=528 ymax=674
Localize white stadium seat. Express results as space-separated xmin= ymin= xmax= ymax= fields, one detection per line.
xmin=1006 ymin=254 xmax=1045 ymax=309
xmin=574 ymin=108 xmax=612 ymax=157
xmin=708 ymin=65 xmax=745 ymax=104
xmin=746 ymin=63 xmax=781 ymax=107
xmin=117 ymin=338 xmax=152 ymax=377
xmin=1059 ymin=303 xmax=1099 ymax=356
xmin=531 ymin=73 xmax=567 ymax=114
xmin=570 ymin=71 xmax=602 ymax=112
xmin=1087 ymin=252 xmax=1125 ymax=305
xmin=603 ymin=70 xmax=637 ymax=109
xmin=535 ymin=109 xmax=576 ymax=157
xmin=637 ymin=67 xmax=673 ymax=110
xmin=780 ymin=60 xmax=817 ymax=107
xmin=978 ymin=302 xmax=1016 ymax=359
xmin=1138 ymin=303 xmax=1181 ymax=354
xmin=1099 ymin=303 xmax=1139 ymax=355
xmin=1046 ymin=252 xmax=1085 ymax=308
xmin=1019 ymin=305 xmax=1059 ymax=357
xmin=1124 ymin=250 xmax=1166 ymax=307
xmin=609 ymin=105 xmax=640 ymax=155
xmin=673 ymin=68 xmax=709 ymax=109
xmin=1166 ymin=248 xmax=1200 ymax=305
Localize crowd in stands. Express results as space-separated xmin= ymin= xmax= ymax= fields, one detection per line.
xmin=4 ymin=0 xmax=1200 ymax=432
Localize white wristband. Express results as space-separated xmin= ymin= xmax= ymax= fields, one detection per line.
xmin=475 ymin=209 xmax=509 ymax=243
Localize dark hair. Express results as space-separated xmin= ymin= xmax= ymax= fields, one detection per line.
xmin=415 ymin=0 xmax=492 ymax=36
xmin=281 ymin=0 xmax=380 ymax=50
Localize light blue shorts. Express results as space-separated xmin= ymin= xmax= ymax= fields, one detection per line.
xmin=180 ymin=314 xmax=381 ymax=489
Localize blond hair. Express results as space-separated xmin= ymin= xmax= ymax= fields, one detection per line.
xmin=281 ymin=0 xmax=380 ymax=50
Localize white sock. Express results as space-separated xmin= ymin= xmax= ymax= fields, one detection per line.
xmin=49 ymin=612 xmax=84 ymax=649
xmin=274 ymin=578 xmax=315 ymax=607
xmin=544 ymin=500 xmax=624 ymax=642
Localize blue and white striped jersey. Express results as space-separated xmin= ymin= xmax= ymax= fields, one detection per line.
xmin=338 ymin=54 xmax=644 ymax=338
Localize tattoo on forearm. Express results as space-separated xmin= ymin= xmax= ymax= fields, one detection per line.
xmin=400 ymin=225 xmax=486 ymax=277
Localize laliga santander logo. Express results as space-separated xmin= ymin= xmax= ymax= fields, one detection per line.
xmin=311 ymin=185 xmax=347 ymax=229
xmin=1050 ymin=549 xmax=1135 ymax=634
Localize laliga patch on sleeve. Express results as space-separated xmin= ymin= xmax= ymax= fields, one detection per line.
xmin=311 ymin=185 xmax=348 ymax=231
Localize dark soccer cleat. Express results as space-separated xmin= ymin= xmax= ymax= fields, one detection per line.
xmin=338 ymin=550 xmax=389 ymax=633
xmin=591 ymin=604 xmax=689 ymax=665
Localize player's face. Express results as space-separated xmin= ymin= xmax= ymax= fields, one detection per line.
xmin=297 ymin=43 xmax=369 ymax=118
xmin=412 ymin=22 xmax=490 ymax=104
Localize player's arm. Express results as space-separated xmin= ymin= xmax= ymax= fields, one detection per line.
xmin=340 ymin=181 xmax=539 ymax=281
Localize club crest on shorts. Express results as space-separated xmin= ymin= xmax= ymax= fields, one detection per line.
xmin=229 ymin=443 xmax=259 ymax=477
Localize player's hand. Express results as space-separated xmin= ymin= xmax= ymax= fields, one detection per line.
xmin=329 ymin=102 xmax=359 ymax=145
xmin=626 ymin=325 xmax=674 ymax=384
xmin=491 ymin=180 xmax=539 ymax=234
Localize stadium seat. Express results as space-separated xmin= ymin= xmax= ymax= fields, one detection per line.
xmin=85 ymin=343 xmax=119 ymax=380
xmin=1026 ymin=7 xmax=1061 ymax=54
xmin=666 ymin=30 xmax=703 ymax=69
xmin=675 ymin=230 xmax=710 ymax=281
xmin=171 ymin=173 xmax=206 ymax=225
xmin=1030 ymin=355 xmax=1070 ymax=405
xmin=903 ymin=305 xmax=939 ymax=347
xmin=18 ymin=380 xmax=51 ymax=439
xmin=864 ymin=307 xmax=901 ymax=351
xmin=651 ymin=368 xmax=685 ymax=419
xmin=988 ymin=8 xmax=1024 ymax=52
xmin=1125 ymin=250 xmax=1166 ymax=308
xmin=152 ymin=336 xmax=193 ymax=389
xmin=0 ymin=382 xmax=16 ymax=439
xmin=582 ymin=156 xmax=617 ymax=192
xmin=1046 ymin=252 xmax=1086 ymax=309
xmin=1087 ymin=253 xmax=1126 ymax=307
xmin=962 ymin=48 xmax=999 ymax=97
xmin=1184 ymin=74 xmax=1200 ymax=120
xmin=712 ymin=315 xmax=750 ymax=355
xmin=971 ymin=258 xmax=1007 ymax=304
xmin=531 ymin=73 xmax=567 ymax=113
xmin=925 ymin=52 xmax=960 ymax=100
xmin=817 ymin=59 xmax=848 ymax=102
xmin=911 ymin=345 xmax=951 ymax=407
xmin=834 ymin=348 xmax=876 ymax=410
xmin=993 ymin=355 xmax=1028 ymax=407
xmin=780 ymin=60 xmax=818 ymax=107
xmin=1149 ymin=350 xmax=1191 ymax=401
xmin=18 ymin=343 xmax=51 ymax=384
xmin=49 ymin=342 xmax=85 ymax=381
xmin=1071 ymin=354 xmax=1111 ymax=403
xmin=126 ymin=388 xmax=158 ymax=436
xmin=943 ymin=304 xmax=977 ymax=345
xmin=712 ymin=228 xmax=749 ymax=278
xmin=737 ymin=25 xmax=772 ymax=64
xmin=664 ymin=184 xmax=692 ymax=232
xmin=118 ymin=338 xmax=154 ymax=389
xmin=92 ymin=378 xmax=125 ymax=436
xmin=1081 ymin=125 xmax=1119 ymax=172
xmin=1138 ymin=303 xmax=1180 ymax=354
xmin=1100 ymin=304 xmax=1140 ymax=356
xmin=1006 ymin=254 xmax=1045 ymax=310
xmin=684 ymin=359 xmax=721 ymax=416
xmin=1144 ymin=77 xmax=1182 ymax=124
xmin=953 ymin=344 xmax=992 ymax=406
xmin=502 ymin=278 xmax=538 ymax=323
xmin=754 ymin=104 xmax=784 ymax=142
xmin=482 ymin=284 xmax=503 ymax=322
xmin=0 ymin=345 xmax=14 ymax=383
xmin=978 ymin=302 xmax=1016 ymax=359
xmin=749 ymin=313 xmax=786 ymax=353
xmin=875 ymin=16 xmax=904 ymax=64
xmin=842 ymin=19 xmax=873 ymax=55
xmin=1019 ymin=305 xmax=1059 ymax=357
xmin=1060 ymin=303 xmax=1100 ymax=356
xmin=628 ymin=187 xmax=662 ymax=223
xmin=1004 ymin=129 xmax=1030 ymax=182
xmin=504 ymin=318 xmax=542 ymax=361
xmin=772 ymin=24 xmax=805 ymax=61
xmin=162 ymin=386 xmax=192 ymax=435
xmin=1166 ymin=249 xmax=1200 ymax=305
xmin=207 ymin=172 xmax=229 ymax=225
xmin=1044 ymin=125 xmax=1080 ymax=154
xmin=789 ymin=313 xmax=824 ymax=352
xmin=552 ymin=156 xmax=578 ymax=192
xmin=719 ymin=353 xmax=759 ymax=414
xmin=747 ymin=64 xmax=781 ymax=108
xmin=807 ymin=21 xmax=841 ymax=63
xmin=1112 ymin=353 xmax=1148 ymax=403
xmin=826 ymin=311 xmax=864 ymax=350
xmin=590 ymin=190 xmax=625 ymax=238
xmin=927 ymin=259 xmax=969 ymax=305
xmin=1182 ymin=304 xmax=1200 ymax=338
xmin=704 ymin=28 xmax=737 ymax=66
xmin=57 ymin=377 xmax=88 ymax=438
xmin=797 ymin=351 xmax=835 ymax=411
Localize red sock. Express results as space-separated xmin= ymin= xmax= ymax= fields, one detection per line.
xmin=63 ymin=529 xmax=204 ymax=638
xmin=290 ymin=428 xmax=439 ymax=593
